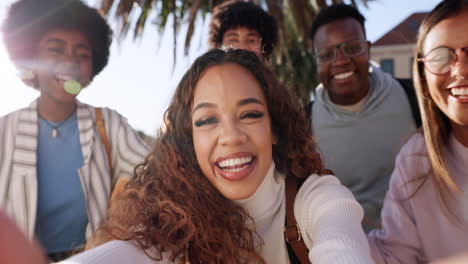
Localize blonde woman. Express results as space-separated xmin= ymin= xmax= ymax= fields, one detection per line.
xmin=368 ymin=0 xmax=468 ymax=263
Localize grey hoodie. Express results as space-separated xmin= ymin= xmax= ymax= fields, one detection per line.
xmin=311 ymin=65 xmax=417 ymax=231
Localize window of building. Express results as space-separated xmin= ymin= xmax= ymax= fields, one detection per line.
xmin=380 ymin=59 xmax=394 ymax=75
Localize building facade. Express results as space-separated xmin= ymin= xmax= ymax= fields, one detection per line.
xmin=370 ymin=12 xmax=428 ymax=79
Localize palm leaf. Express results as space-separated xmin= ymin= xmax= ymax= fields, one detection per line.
xmin=96 ymin=0 xmax=373 ymax=105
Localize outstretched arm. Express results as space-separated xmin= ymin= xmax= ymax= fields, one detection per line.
xmin=295 ymin=174 xmax=374 ymax=264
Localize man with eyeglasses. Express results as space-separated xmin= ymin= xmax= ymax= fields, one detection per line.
xmin=309 ymin=4 xmax=419 ymax=232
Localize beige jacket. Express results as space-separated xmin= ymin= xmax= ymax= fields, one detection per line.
xmin=0 ymin=100 xmax=151 ymax=239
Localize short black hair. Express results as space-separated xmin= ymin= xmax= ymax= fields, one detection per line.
xmin=309 ymin=4 xmax=366 ymax=42
xmin=209 ymin=0 xmax=278 ymax=58
xmin=2 ymin=0 xmax=112 ymax=79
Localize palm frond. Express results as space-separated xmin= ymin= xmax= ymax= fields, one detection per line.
xmin=96 ymin=0 xmax=371 ymax=105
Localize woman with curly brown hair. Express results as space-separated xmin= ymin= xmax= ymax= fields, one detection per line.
xmin=60 ymin=49 xmax=373 ymax=264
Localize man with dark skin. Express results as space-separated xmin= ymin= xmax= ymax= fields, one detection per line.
xmin=309 ymin=4 xmax=418 ymax=231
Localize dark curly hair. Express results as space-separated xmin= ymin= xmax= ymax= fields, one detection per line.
xmin=309 ymin=3 xmax=366 ymax=42
xmin=87 ymin=49 xmax=327 ymax=263
xmin=2 ymin=0 xmax=112 ymax=79
xmin=209 ymin=1 xmax=278 ymax=58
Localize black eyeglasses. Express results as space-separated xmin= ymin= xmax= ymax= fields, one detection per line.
xmin=418 ymin=46 xmax=468 ymax=75
xmin=314 ymin=39 xmax=369 ymax=64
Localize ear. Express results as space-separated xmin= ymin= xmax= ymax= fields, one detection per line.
xmin=17 ymin=69 xmax=38 ymax=88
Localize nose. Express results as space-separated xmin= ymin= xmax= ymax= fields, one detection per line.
xmin=450 ymin=52 xmax=468 ymax=79
xmin=218 ymin=119 xmax=247 ymax=146
xmin=60 ymin=51 xmax=80 ymax=67
xmin=450 ymin=49 xmax=468 ymax=79
xmin=332 ymin=47 xmax=351 ymax=65
xmin=238 ymin=40 xmax=251 ymax=51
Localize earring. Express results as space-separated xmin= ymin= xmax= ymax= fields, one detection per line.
xmin=17 ymin=69 xmax=36 ymax=81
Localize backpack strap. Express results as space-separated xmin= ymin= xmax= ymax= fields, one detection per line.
xmin=95 ymin=108 xmax=128 ymax=202
xmin=95 ymin=108 xmax=112 ymax=173
xmin=396 ymin=78 xmax=422 ymax=128
xmin=285 ymin=176 xmax=311 ymax=264
xmin=305 ymin=101 xmax=314 ymax=119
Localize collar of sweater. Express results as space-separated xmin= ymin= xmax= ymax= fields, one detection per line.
xmin=233 ymin=162 xmax=285 ymax=221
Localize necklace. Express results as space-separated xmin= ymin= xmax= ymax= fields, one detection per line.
xmin=41 ymin=119 xmax=67 ymax=138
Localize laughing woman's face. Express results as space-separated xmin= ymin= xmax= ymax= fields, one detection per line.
xmin=35 ymin=28 xmax=93 ymax=103
xmin=423 ymin=8 xmax=468 ymax=144
xmin=191 ymin=63 xmax=276 ymax=200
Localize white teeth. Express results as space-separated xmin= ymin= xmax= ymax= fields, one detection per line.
xmin=451 ymin=88 xmax=468 ymax=96
xmin=56 ymin=75 xmax=76 ymax=81
xmin=223 ymin=166 xmax=247 ymax=173
xmin=334 ymin=71 xmax=353 ymax=80
xmin=218 ymin=156 xmax=253 ymax=168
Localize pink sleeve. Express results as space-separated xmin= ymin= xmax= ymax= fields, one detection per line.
xmin=367 ymin=138 xmax=425 ymax=264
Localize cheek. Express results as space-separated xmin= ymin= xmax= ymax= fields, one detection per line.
xmin=255 ymin=123 xmax=275 ymax=153
xmin=192 ymin=131 xmax=213 ymax=169
xmin=318 ymin=64 xmax=329 ymax=82
xmin=425 ymin=74 xmax=446 ymax=98
xmin=248 ymin=46 xmax=262 ymax=55
xmin=81 ymin=60 xmax=93 ymax=80
xmin=355 ymin=56 xmax=369 ymax=72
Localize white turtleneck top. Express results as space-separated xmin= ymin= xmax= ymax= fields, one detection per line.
xmin=59 ymin=163 xmax=374 ymax=264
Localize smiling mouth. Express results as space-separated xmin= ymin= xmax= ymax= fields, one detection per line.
xmin=216 ymin=156 xmax=255 ymax=172
xmin=333 ymin=71 xmax=354 ymax=80
xmin=451 ymin=87 xmax=468 ymax=97
xmin=55 ymin=74 xmax=80 ymax=83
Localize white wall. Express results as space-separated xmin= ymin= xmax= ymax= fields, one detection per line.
xmin=371 ymin=44 xmax=415 ymax=79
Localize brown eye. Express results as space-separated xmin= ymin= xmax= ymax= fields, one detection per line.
xmin=241 ymin=111 xmax=264 ymax=119
xmin=194 ymin=117 xmax=217 ymax=127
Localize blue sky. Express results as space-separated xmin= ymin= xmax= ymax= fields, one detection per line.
xmin=0 ymin=0 xmax=441 ymax=135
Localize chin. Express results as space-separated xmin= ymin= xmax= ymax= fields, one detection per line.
xmin=222 ymin=188 xmax=255 ymax=201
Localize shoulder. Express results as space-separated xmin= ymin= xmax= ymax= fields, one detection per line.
xmin=387 ymin=132 xmax=431 ymax=196
xmin=297 ymin=174 xmax=354 ymax=199
xmin=394 ymin=133 xmax=429 ymax=179
xmin=0 ymin=105 xmax=35 ymax=132
xmin=295 ymin=174 xmax=360 ymax=216
xmin=77 ymin=101 xmax=125 ymax=121
xmin=59 ymin=240 xmax=167 ymax=264
xmin=0 ymin=105 xmax=32 ymax=122
xmin=398 ymin=132 xmax=427 ymax=157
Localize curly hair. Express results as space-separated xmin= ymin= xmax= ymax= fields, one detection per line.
xmin=209 ymin=1 xmax=278 ymax=58
xmin=309 ymin=3 xmax=366 ymax=42
xmin=2 ymin=0 xmax=112 ymax=79
xmin=89 ymin=49 xmax=327 ymax=263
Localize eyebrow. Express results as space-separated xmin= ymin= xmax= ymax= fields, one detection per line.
xmin=192 ymin=97 xmax=264 ymax=114
xmin=238 ymin=97 xmax=263 ymax=106
xmin=45 ymin=38 xmax=91 ymax=51
xmin=192 ymin=102 xmax=216 ymax=114
xmin=224 ymin=32 xmax=239 ymax=38
xmin=246 ymin=33 xmax=260 ymax=38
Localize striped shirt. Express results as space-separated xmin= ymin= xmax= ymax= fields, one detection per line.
xmin=0 ymin=100 xmax=151 ymax=239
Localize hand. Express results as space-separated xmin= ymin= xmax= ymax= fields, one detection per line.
xmin=0 ymin=211 xmax=47 ymax=264
xmin=431 ymin=252 xmax=468 ymax=264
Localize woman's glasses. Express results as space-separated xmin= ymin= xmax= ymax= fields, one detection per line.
xmin=418 ymin=46 xmax=468 ymax=75
xmin=314 ymin=39 xmax=369 ymax=64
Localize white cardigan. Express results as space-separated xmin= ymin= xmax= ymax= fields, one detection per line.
xmin=60 ymin=164 xmax=374 ymax=263
xmin=0 ymin=100 xmax=151 ymax=239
